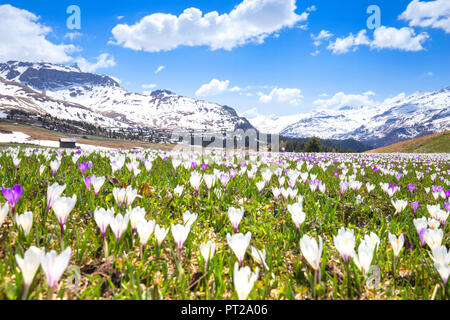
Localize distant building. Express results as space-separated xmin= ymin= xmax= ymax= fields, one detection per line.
xmin=59 ymin=138 xmax=77 ymax=148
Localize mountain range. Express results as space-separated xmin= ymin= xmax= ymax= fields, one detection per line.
xmin=0 ymin=60 xmax=448 ymax=149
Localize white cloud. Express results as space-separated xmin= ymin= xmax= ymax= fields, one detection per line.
xmin=230 ymin=86 xmax=242 ymax=92
xmin=371 ymin=26 xmax=429 ymax=51
xmin=111 ymin=0 xmax=306 ymax=52
xmin=313 ymin=91 xmax=378 ymax=110
xmin=399 ymin=0 xmax=450 ymax=33
xmin=155 ymin=65 xmax=165 ymax=74
xmin=327 ymin=26 xmax=428 ymax=54
xmin=310 ymin=49 xmax=320 ymax=56
xmin=74 ymin=53 xmax=116 ymax=73
xmin=306 ymin=5 xmax=317 ymax=12
xmin=327 ymin=30 xmax=370 ymax=54
xmin=426 ymin=71 xmax=433 ymax=76
xmin=0 ymin=4 xmax=77 ymax=63
xmin=195 ymin=79 xmax=230 ymax=97
xmin=142 ymin=83 xmax=157 ymax=89
xmin=258 ymin=87 xmax=303 ymax=105
xmin=311 ymin=29 xmax=333 ymax=46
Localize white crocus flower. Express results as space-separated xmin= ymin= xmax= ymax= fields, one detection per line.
xmin=227 ymin=232 xmax=251 ymax=265
xmin=40 ymin=247 xmax=71 ymax=289
xmin=352 ymin=242 xmax=374 ymax=275
xmin=136 ymin=219 xmax=156 ymax=249
xmin=300 ymin=234 xmax=323 ymax=271
xmin=15 ymin=246 xmax=43 ymax=299
xmin=423 ymin=228 xmax=444 ymax=250
xmin=46 ymin=183 xmax=66 ymax=212
xmin=363 ymin=232 xmax=380 ymax=252
xmin=334 ymin=227 xmax=355 ymax=263
xmin=125 ymin=186 xmax=141 ymax=208
xmin=171 ymin=224 xmax=191 ymax=251
xmin=15 ymin=211 xmax=33 ymax=236
xmin=189 ymin=171 xmax=203 ymax=193
xmin=109 ymin=213 xmax=129 ymax=241
xmin=183 ymin=211 xmax=198 ymax=229
xmin=391 ymin=199 xmax=408 ymax=214
xmin=52 ymin=195 xmax=77 ymax=231
xmin=91 ymin=176 xmax=105 ymax=196
xmin=50 ymin=160 xmax=60 ymax=175
xmin=250 ymin=246 xmax=269 ymax=270
xmin=174 ymin=185 xmax=184 ymax=197
xmin=94 ymin=207 xmax=115 ymax=239
xmin=200 ymin=241 xmax=216 ymax=266
xmin=233 ymin=262 xmax=259 ymax=300
xmin=388 ymin=233 xmax=404 ymax=257
xmin=228 ymin=207 xmax=245 ymax=233
xmin=126 ymin=206 xmax=146 ymax=233
xmin=203 ymin=174 xmax=216 ymax=190
xmin=429 ymin=245 xmax=450 ymax=284
xmin=154 ymin=224 xmax=169 ymax=246
xmin=287 ymin=202 xmax=306 ymax=231
xmin=112 ymin=188 xmax=127 ymax=207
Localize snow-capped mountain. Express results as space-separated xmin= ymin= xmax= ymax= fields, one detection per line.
xmin=0 ymin=61 xmax=254 ymax=132
xmin=279 ymin=88 xmax=450 ymax=148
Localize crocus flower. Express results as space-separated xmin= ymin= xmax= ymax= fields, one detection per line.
xmin=410 ymin=201 xmax=419 ymax=214
xmin=109 ymin=213 xmax=129 ymax=241
xmin=333 ymin=227 xmax=355 ymax=263
xmin=15 ymin=211 xmax=33 ymax=236
xmin=233 ymin=262 xmax=259 ymax=300
xmin=183 ymin=211 xmax=198 ymax=229
xmin=300 ymin=234 xmax=323 ymax=271
xmin=91 ymin=175 xmax=105 ymax=196
xmin=112 ymin=188 xmax=127 ymax=208
xmin=391 ymin=199 xmax=408 ymax=214
xmin=228 ymin=207 xmax=244 ymax=233
xmin=413 ymin=217 xmax=427 ymax=247
xmin=429 ymin=245 xmax=450 ymax=284
xmin=174 ymin=185 xmax=184 ymax=197
xmin=136 ymin=219 xmax=156 ymax=253
xmin=227 ymin=232 xmax=251 ymax=265
xmin=50 ymin=160 xmax=60 ymax=176
xmin=40 ymin=247 xmax=71 ymax=290
xmin=94 ymin=207 xmax=115 ymax=239
xmin=352 ymin=242 xmax=375 ymax=275
xmin=407 ymin=184 xmax=415 ymax=193
xmin=83 ymin=176 xmax=92 ymax=190
xmin=388 ymin=233 xmax=404 ymax=257
xmin=423 ymin=228 xmax=443 ymax=250
xmin=250 ymin=246 xmax=269 ymax=270
xmin=126 ymin=206 xmax=146 ymax=233
xmin=171 ymin=224 xmax=191 ymax=251
xmin=12 ymin=157 xmax=21 ymax=169
xmin=0 ymin=202 xmax=9 ymax=226
xmin=15 ymin=246 xmax=43 ymax=299
xmin=78 ymin=162 xmax=92 ymax=175
xmin=46 ymin=183 xmax=66 ymax=213
xmin=154 ymin=224 xmax=169 ymax=246
xmin=203 ymin=174 xmax=215 ymax=190
xmin=287 ymin=202 xmax=306 ymax=231
xmin=189 ymin=172 xmax=203 ymax=194
xmin=52 ymin=195 xmax=77 ymax=234
xmin=200 ymin=241 xmax=216 ymax=267
xmin=2 ymin=184 xmax=23 ymax=214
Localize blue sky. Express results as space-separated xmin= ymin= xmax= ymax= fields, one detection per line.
xmin=1 ymin=0 xmax=449 ymax=117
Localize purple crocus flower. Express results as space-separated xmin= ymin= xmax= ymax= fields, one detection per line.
xmin=445 ymin=190 xmax=450 ymax=199
xmin=1 ymin=185 xmax=23 ymax=214
xmin=191 ymin=162 xmax=197 ymax=169
xmin=418 ymin=228 xmax=427 ymax=247
xmin=219 ymin=173 xmax=230 ymax=188
xmin=83 ymin=176 xmax=92 ymax=190
xmin=230 ymin=169 xmax=237 ymax=178
xmin=163 ymin=157 xmax=169 ymax=162
xmin=407 ymin=184 xmax=415 ymax=193
xmin=200 ymin=164 xmax=207 ymax=170
xmin=444 ymin=202 xmax=450 ymax=212
xmin=410 ymin=201 xmax=419 ymax=214
xmin=78 ymin=162 xmax=92 ymax=175
xmin=333 ymin=171 xmax=339 ymax=178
